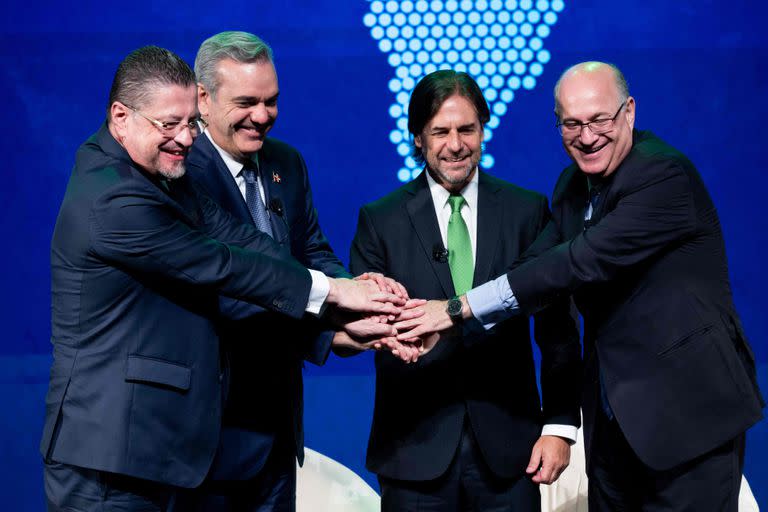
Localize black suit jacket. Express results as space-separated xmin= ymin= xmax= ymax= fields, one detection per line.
xmin=185 ymin=133 xmax=348 ymax=476
xmin=350 ymin=171 xmax=581 ymax=481
xmin=506 ymin=130 xmax=764 ymax=470
xmin=42 ymin=124 xmax=312 ymax=487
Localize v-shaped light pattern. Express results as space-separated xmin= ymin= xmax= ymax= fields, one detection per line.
xmin=363 ymin=0 xmax=565 ymax=182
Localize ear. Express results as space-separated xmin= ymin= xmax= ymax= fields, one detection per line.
xmin=414 ymin=134 xmax=423 ymax=149
xmin=197 ymin=83 xmax=211 ymax=118
xmin=624 ymin=96 xmax=636 ymax=129
xmin=110 ymin=101 xmax=130 ymax=139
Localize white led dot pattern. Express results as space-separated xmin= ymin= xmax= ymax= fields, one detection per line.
xmin=364 ymin=0 xmax=564 ymax=181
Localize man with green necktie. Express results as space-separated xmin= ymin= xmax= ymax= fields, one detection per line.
xmin=349 ymin=70 xmax=582 ymax=511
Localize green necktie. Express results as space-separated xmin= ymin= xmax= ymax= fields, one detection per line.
xmin=447 ymin=194 xmax=474 ymax=295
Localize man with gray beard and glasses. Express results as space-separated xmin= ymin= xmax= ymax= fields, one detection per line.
xmin=42 ymin=45 xmax=409 ymax=511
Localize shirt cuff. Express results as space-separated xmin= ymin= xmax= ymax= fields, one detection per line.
xmin=541 ymin=424 xmax=578 ymax=444
xmin=465 ymin=274 xmax=520 ymax=330
xmin=306 ymin=269 xmax=329 ymax=316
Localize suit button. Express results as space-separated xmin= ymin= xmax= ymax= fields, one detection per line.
xmin=218 ymin=373 xmax=224 ymax=383
xmin=273 ymin=299 xmax=284 ymax=309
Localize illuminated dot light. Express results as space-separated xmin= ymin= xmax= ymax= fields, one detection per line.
xmin=366 ymin=0 xmax=564 ymax=181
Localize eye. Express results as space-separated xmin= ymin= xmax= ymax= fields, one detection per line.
xmin=562 ymin=121 xmax=580 ymax=129
xmin=591 ymin=118 xmax=612 ymax=128
xmin=160 ymin=121 xmax=180 ymax=130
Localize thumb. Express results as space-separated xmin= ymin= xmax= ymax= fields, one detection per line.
xmin=526 ymin=443 xmax=542 ymax=474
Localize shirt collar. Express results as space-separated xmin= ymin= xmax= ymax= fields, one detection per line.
xmin=425 ymin=167 xmax=479 ymax=213
xmin=203 ymin=129 xmax=259 ymax=180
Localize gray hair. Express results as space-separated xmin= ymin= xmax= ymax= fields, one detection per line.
xmin=107 ymin=46 xmax=195 ymax=122
xmin=553 ymin=61 xmax=629 ymax=118
xmin=195 ymin=31 xmax=274 ymax=97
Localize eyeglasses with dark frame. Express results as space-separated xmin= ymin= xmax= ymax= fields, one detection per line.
xmin=125 ymin=104 xmax=202 ymax=137
xmin=556 ymin=100 xmax=627 ymax=137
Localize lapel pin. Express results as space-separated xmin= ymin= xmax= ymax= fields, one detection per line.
xmin=272 ymin=171 xmax=281 ymax=183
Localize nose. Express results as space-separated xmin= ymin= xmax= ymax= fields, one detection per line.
xmin=578 ymin=124 xmax=599 ymax=145
xmin=174 ymin=125 xmax=194 ymax=147
xmin=249 ymin=104 xmax=270 ymax=125
xmin=446 ymin=130 xmax=462 ymax=152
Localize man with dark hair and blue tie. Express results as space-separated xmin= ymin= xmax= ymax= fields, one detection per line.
xmin=185 ymin=31 xmax=421 ymax=511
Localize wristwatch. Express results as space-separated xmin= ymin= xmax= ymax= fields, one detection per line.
xmin=446 ymin=296 xmax=464 ymax=323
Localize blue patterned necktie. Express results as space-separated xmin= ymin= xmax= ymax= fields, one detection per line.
xmin=242 ymin=164 xmax=273 ymax=238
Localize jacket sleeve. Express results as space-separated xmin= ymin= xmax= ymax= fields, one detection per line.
xmin=508 ymin=162 xmax=696 ymax=316
xmin=528 ymin=197 xmax=582 ymax=428
xmin=90 ymin=181 xmax=312 ymax=319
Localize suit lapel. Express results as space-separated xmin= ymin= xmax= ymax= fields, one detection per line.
xmin=405 ymin=174 xmax=456 ymax=298
xmin=258 ymin=144 xmax=288 ymax=245
xmin=473 ymin=172 xmax=501 ymax=287
xmin=188 ymin=134 xmax=253 ymax=224
xmin=557 ymin=166 xmax=589 ymax=240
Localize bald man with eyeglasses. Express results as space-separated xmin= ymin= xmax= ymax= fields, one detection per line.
xmin=392 ymin=61 xmax=764 ymax=511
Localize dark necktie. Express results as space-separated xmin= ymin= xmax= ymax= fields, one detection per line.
xmin=584 ymin=186 xmax=614 ymax=419
xmin=584 ymin=185 xmax=601 ymax=229
xmin=242 ymin=164 xmax=273 ymax=238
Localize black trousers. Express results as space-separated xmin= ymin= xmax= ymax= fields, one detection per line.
xmin=185 ymin=434 xmax=296 ymax=512
xmin=588 ymin=409 xmax=745 ymax=512
xmin=379 ymin=420 xmax=540 ymax=512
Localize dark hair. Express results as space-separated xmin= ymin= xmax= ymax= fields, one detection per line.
xmin=107 ymin=46 xmax=196 ymax=122
xmin=408 ymin=70 xmax=490 ymax=165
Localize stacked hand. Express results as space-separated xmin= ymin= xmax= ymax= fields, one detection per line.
xmin=327 ymin=273 xmax=452 ymax=363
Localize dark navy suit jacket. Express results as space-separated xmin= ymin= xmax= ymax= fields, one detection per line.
xmin=185 ymin=133 xmax=348 ymax=479
xmin=42 ymin=125 xmax=313 ymax=487
xmin=350 ymin=171 xmax=582 ymax=481
xmin=506 ymin=130 xmax=764 ymax=471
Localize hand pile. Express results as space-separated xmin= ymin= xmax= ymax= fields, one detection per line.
xmin=324 ymin=273 xmax=450 ymax=363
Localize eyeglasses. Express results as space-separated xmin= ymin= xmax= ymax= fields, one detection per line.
xmin=126 ymin=104 xmax=202 ymax=137
xmin=556 ymin=100 xmax=626 ymax=137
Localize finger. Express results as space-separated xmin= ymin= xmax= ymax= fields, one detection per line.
xmin=526 ymin=445 xmax=542 ymax=475
xmin=365 ymin=303 xmax=401 ymax=318
xmin=369 ymin=274 xmax=391 ymax=294
xmin=538 ymin=461 xmax=554 ymax=484
xmin=395 ymin=324 xmax=433 ymax=340
xmin=370 ymin=291 xmax=407 ymax=307
xmin=403 ymin=298 xmax=427 ymax=309
xmin=385 ymin=278 xmax=409 ymax=299
xmin=395 ymin=307 xmax=425 ymax=322
xmin=362 ymin=323 xmax=397 ymax=337
xmin=391 ymin=316 xmax=422 ymax=331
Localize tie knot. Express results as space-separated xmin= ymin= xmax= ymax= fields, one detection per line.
xmin=447 ymin=194 xmax=466 ymax=213
xmin=242 ymin=163 xmax=258 ymax=184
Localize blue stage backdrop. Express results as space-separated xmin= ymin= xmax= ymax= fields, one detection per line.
xmin=1 ymin=1 xmax=766 ymax=509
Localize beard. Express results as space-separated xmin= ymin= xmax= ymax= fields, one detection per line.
xmin=156 ymin=160 xmax=186 ymax=180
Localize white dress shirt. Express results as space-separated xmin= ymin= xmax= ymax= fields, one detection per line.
xmin=426 ymin=169 xmax=576 ymax=443
xmin=203 ymin=130 xmax=329 ymax=314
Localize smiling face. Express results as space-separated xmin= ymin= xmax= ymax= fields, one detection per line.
xmin=557 ymin=66 xmax=635 ymax=178
xmin=415 ymin=94 xmax=483 ymax=193
xmin=110 ymin=84 xmax=198 ymax=179
xmin=198 ymin=58 xmax=278 ymax=163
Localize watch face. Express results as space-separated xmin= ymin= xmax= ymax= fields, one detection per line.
xmin=447 ymin=298 xmax=462 ymax=317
